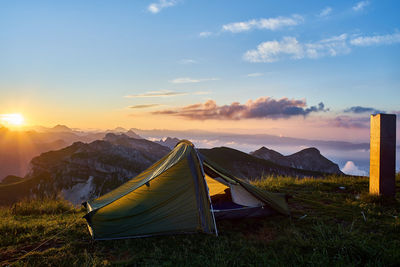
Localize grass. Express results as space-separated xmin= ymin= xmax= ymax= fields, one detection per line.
xmin=0 ymin=175 xmax=399 ymax=266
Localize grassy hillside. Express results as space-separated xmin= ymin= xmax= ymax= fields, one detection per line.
xmin=1 ymin=175 xmax=399 ymax=266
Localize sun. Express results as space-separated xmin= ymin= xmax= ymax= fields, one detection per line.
xmin=0 ymin=113 xmax=25 ymax=126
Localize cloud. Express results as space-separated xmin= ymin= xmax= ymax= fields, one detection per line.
xmin=152 ymin=97 xmax=327 ymax=120
xmin=243 ymin=34 xmax=350 ymax=62
xmin=222 ymin=15 xmax=304 ymax=33
xmin=244 ymin=30 xmax=400 ymax=63
xmin=344 ymin=106 xmax=385 ymax=114
xmin=350 ymin=32 xmax=400 ymax=46
xmin=331 ymin=115 xmax=369 ymax=129
xmin=352 ymin=1 xmax=369 ymax=11
xmin=199 ymin=31 xmax=212 ymax=38
xmin=243 ymin=37 xmax=303 ymax=62
xmin=179 ymin=59 xmax=197 ymax=64
xmin=246 ymin=72 xmax=264 ymax=77
xmin=319 ymin=7 xmax=332 ymax=17
xmin=193 ymin=91 xmax=211 ymax=95
xmin=341 ymin=161 xmax=367 ymax=176
xmin=124 ymin=90 xmax=187 ymax=98
xmin=148 ymin=0 xmax=178 ymax=14
xmin=129 ymin=104 xmax=161 ymax=109
xmin=169 ymin=77 xmax=219 ymax=84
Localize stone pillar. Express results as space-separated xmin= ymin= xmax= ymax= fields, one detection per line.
xmin=370 ymin=114 xmax=396 ymax=196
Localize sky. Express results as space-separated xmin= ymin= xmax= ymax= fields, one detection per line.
xmin=0 ymin=0 xmax=399 ymax=143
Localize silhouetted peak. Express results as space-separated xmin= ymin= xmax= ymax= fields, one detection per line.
xmin=297 ymin=147 xmax=320 ymax=155
xmin=104 ymin=133 xmax=129 ymax=141
xmin=125 ymin=130 xmax=142 ymax=139
xmin=155 ymin=137 xmax=180 ymax=149
xmin=251 ymin=146 xmax=284 ymax=157
xmin=113 ymin=127 xmax=127 ymax=132
xmin=51 ymin=124 xmax=72 ymax=132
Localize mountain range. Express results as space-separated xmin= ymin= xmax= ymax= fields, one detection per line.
xmin=0 ymin=133 xmax=169 ymax=204
xmin=130 ymin=128 xmax=370 ymax=151
xmin=0 ymin=125 xmax=143 ymax=179
xmin=0 ymin=133 xmax=345 ymax=205
xmin=250 ymin=146 xmax=343 ymax=175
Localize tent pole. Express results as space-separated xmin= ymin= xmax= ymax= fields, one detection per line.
xmin=196 ymin=149 xmax=219 ymax=237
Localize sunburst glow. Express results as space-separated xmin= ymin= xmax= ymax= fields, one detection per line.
xmin=0 ymin=113 xmax=25 ymax=126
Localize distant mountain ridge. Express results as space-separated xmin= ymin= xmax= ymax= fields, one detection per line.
xmin=250 ymin=146 xmax=343 ymax=175
xmin=131 ymin=128 xmax=369 ymax=151
xmin=0 ymin=134 xmax=346 ymax=205
xmin=199 ymin=147 xmax=333 ymax=180
xmin=0 ymin=134 xmax=170 ymax=205
xmin=1 ymin=123 xmax=372 ymax=181
xmin=0 ymin=126 xmax=143 ymax=180
xmin=155 ymin=137 xmax=180 ymax=149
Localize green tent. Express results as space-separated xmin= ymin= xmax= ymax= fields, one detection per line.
xmin=83 ymin=140 xmax=289 ymax=240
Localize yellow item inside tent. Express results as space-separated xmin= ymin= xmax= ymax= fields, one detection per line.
xmin=205 ymin=174 xmax=229 ymax=196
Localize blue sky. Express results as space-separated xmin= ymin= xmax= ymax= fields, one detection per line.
xmin=0 ymin=0 xmax=399 ymax=142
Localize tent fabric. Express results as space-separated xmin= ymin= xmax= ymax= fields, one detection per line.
xmin=83 ymin=141 xmax=215 ymax=240
xmin=83 ymin=140 xmax=290 ymax=240
xmin=84 ymin=142 xmax=192 ymax=212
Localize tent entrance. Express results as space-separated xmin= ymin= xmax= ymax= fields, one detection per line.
xmin=204 ymin=173 xmax=274 ymax=220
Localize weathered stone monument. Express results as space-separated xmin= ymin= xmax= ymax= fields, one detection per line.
xmin=370 ymin=114 xmax=396 ymax=196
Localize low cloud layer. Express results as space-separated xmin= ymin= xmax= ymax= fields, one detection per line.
xmin=344 ymin=106 xmax=384 ymax=114
xmin=152 ymin=97 xmax=327 ymax=120
xmin=332 ymin=115 xmax=369 ymax=129
xmin=342 ymin=161 xmax=367 ymax=176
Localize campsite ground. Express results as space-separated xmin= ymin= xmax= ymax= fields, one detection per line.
xmin=1 ymin=175 xmax=399 ymax=266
